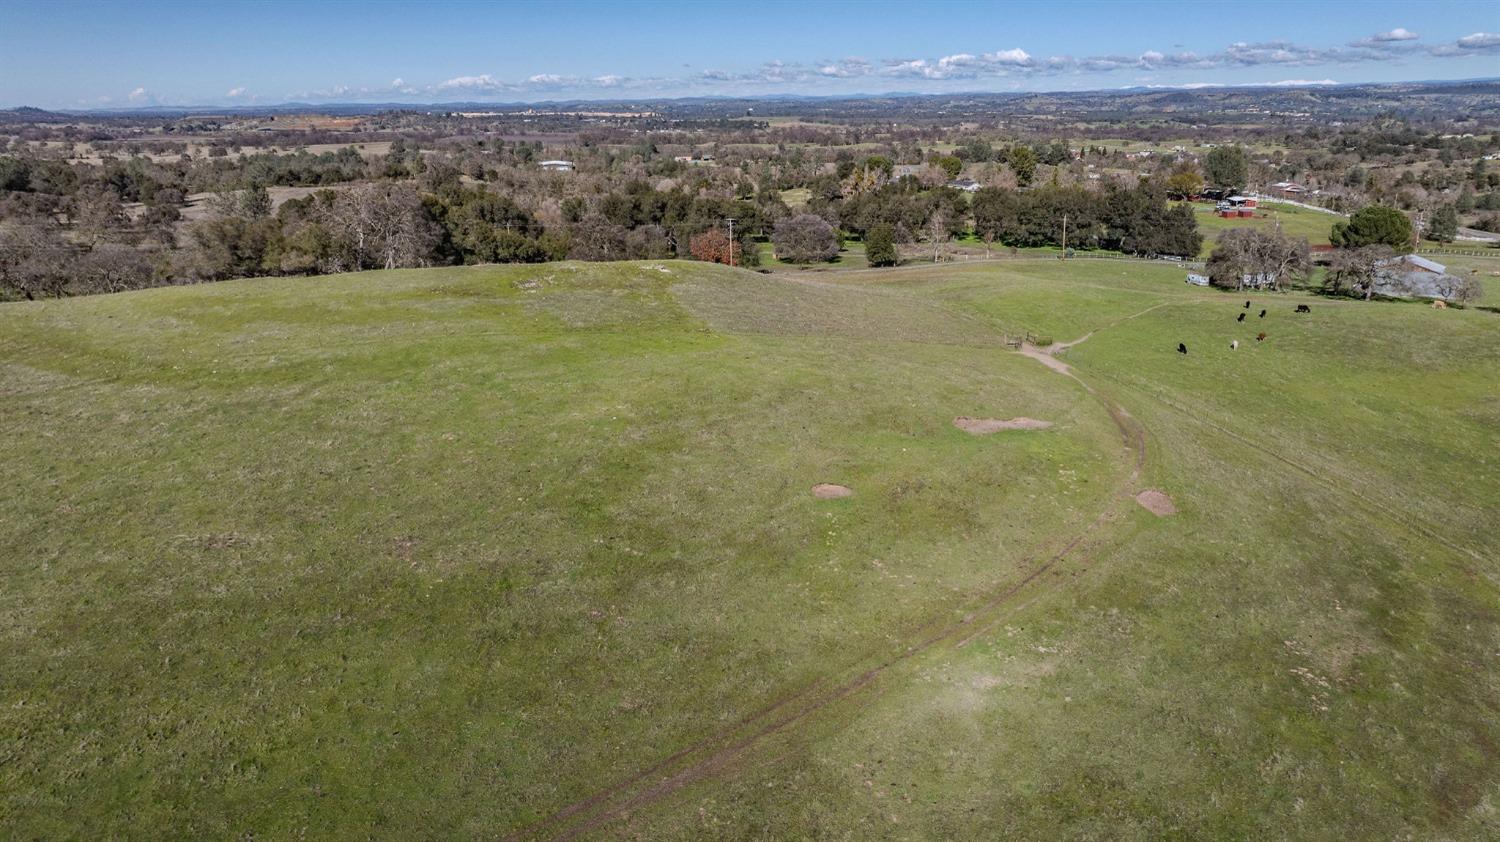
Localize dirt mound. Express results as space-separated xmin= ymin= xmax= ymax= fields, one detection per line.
xmin=811 ymin=483 xmax=854 ymax=499
xmin=954 ymin=416 xmax=1053 ymax=434
xmin=1134 ymin=489 xmax=1177 ymax=516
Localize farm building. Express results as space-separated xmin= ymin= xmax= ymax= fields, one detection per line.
xmin=1372 ymin=254 xmax=1469 ymax=301
xmin=1234 ymin=272 xmax=1279 ymax=290
xmin=947 ymin=177 xmax=981 ymax=193
xmin=1217 ymin=195 xmax=1257 ymax=218
xmin=1270 ymin=181 xmax=1307 ymax=198
xmin=539 ymin=160 xmax=574 ymax=172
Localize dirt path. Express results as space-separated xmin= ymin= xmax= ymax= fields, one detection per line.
xmin=509 ymin=329 xmax=1150 ymax=841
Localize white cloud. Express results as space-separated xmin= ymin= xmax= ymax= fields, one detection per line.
xmin=438 ymin=74 xmax=505 ymax=90
xmin=988 ymin=48 xmax=1031 ymax=65
xmin=128 ymin=86 xmax=149 ymax=102
xmin=255 ymin=29 xmax=1495 ymax=104
xmin=817 ymin=58 xmax=870 ymax=78
xmin=1432 ymin=32 xmax=1500 ymax=56
xmin=1456 ymin=32 xmax=1500 ymax=49
xmin=1263 ymin=78 xmax=1339 ymax=86
xmin=1353 ymin=27 xmax=1419 ymax=46
xmin=226 ymin=86 xmax=247 ymax=98
xmin=888 ymin=59 xmax=941 ymax=79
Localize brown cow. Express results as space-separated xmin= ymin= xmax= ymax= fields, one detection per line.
xmin=1256 ymin=332 xmax=1266 ymax=341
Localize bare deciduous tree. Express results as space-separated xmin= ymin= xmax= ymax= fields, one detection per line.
xmin=0 ymin=220 xmax=71 ymax=299
xmin=925 ymin=208 xmax=948 ymax=263
xmin=76 ymin=244 xmax=155 ymax=294
xmin=771 ymin=213 xmax=838 ymax=263
xmin=1206 ymin=227 xmax=1311 ymax=291
xmin=329 ymin=184 xmax=439 ymax=271
xmin=1325 ymin=244 xmax=1393 ymax=300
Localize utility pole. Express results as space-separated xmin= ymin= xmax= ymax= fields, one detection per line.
xmin=726 ymin=217 xmax=737 ymax=267
xmin=1061 ymin=213 xmax=1068 ymax=259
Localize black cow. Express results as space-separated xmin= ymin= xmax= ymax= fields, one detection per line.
xmin=1237 ymin=313 xmax=1246 ymax=322
xmin=1259 ymin=309 xmax=1266 ymax=318
xmin=1296 ymin=304 xmax=1311 ymax=313
xmin=1244 ymin=301 xmax=1251 ymax=309
xmin=1178 ymin=343 xmax=1188 ymax=355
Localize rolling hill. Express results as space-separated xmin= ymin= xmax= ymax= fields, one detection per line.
xmin=2 ymin=258 xmax=1497 ymax=838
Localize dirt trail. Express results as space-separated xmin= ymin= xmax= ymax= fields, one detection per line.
xmin=509 ymin=325 xmax=1151 ymax=841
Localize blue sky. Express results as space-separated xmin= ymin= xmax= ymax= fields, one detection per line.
xmin=1 ymin=0 xmax=1497 ymax=108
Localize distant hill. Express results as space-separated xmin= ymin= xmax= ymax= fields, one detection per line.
xmin=0 ymin=106 xmax=71 ymax=124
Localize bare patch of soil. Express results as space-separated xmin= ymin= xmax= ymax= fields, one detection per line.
xmin=1018 ymin=343 xmax=1072 ymax=374
xmin=811 ymin=483 xmax=854 ymax=499
xmin=1134 ymin=489 xmax=1177 ymax=516
xmin=954 ymin=416 xmax=1053 ymax=434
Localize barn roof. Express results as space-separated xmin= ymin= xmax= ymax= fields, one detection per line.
xmin=1377 ymin=254 xmax=1446 ymax=274
xmin=1405 ymin=254 xmax=1446 ymax=273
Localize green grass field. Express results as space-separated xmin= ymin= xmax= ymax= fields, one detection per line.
xmin=1183 ymin=201 xmax=1340 ymax=257
xmin=754 ymin=239 xmax=870 ymax=270
xmin=3 ymin=258 xmax=1498 ymax=838
xmin=1428 ymin=249 xmax=1500 ymax=303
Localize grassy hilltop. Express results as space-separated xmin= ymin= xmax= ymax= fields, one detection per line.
xmin=2 ymin=257 xmax=1498 ymax=838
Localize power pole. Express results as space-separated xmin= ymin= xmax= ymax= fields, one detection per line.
xmin=1061 ymin=213 xmax=1068 ymax=259
xmin=726 ymin=217 xmax=737 ymax=267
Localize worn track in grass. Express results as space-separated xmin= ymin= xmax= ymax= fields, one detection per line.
xmin=509 ymin=327 xmax=1150 ymax=841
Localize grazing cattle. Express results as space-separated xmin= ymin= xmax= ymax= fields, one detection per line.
xmin=1256 ymin=332 xmax=1266 ymax=341
xmin=1259 ymin=309 xmax=1266 ymax=318
xmin=1295 ymin=304 xmax=1311 ymax=313
xmin=1432 ymin=299 xmax=1448 ymax=310
xmin=1244 ymin=301 xmax=1251 ymax=309
xmin=1231 ymin=340 xmax=1239 ymax=350
xmin=1178 ymin=343 xmax=1188 ymax=355
xmin=1237 ymin=313 xmax=1246 ymax=322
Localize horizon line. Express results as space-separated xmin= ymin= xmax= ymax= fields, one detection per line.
xmin=9 ymin=75 xmax=1500 ymax=116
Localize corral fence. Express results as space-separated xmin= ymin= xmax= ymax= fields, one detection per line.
xmin=1417 ymin=247 xmax=1500 ymax=258
xmin=916 ymin=244 xmax=1203 ymax=270
xmin=1002 ymin=331 xmax=1051 ymax=349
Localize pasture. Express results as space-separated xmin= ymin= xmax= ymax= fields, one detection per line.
xmin=2 ymin=258 xmax=1497 ymax=838
xmin=1184 ymin=200 xmax=1339 ymax=256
